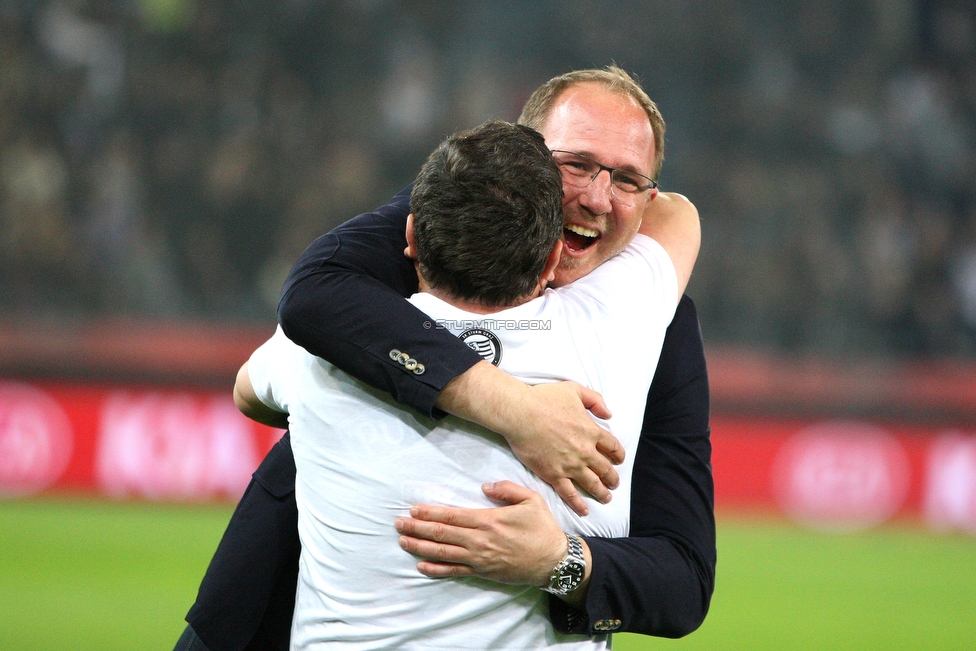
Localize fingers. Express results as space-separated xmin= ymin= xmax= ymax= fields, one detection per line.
xmin=406 ymin=503 xmax=484 ymax=529
xmin=577 ymin=384 xmax=612 ymax=420
xmin=397 ymin=529 xmax=469 ymax=564
xmin=480 ymin=480 xmax=539 ymax=505
xmin=598 ymin=459 xmax=620 ymax=491
xmin=596 ymin=431 xmax=626 ymax=468
xmin=551 ymin=477 xmax=589 ymax=516
xmin=547 ymin=453 xmax=619 ymax=513
xmin=396 ymin=514 xmax=475 ymax=566
xmin=416 ymin=561 xmax=475 ymax=578
xmin=550 ymin=457 xmax=617 ymax=512
xmin=576 ymin=465 xmax=615 ymax=505
xmin=567 ymin=439 xmax=620 ymax=491
xmin=396 ymin=511 xmax=474 ymax=547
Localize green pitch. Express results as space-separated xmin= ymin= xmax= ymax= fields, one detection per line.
xmin=620 ymin=514 xmax=976 ymax=651
xmin=0 ymin=497 xmax=228 ymax=651
xmin=1 ymin=499 xmax=974 ymax=651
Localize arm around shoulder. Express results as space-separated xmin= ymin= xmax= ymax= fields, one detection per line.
xmin=638 ymin=192 xmax=700 ymax=297
xmin=276 ymin=187 xmax=482 ymax=416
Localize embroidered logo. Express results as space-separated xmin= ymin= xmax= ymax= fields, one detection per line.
xmin=459 ymin=328 xmax=502 ymax=366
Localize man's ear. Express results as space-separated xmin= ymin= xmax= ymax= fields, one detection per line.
xmin=404 ymin=213 xmax=418 ymax=259
xmin=539 ymin=240 xmax=563 ymax=289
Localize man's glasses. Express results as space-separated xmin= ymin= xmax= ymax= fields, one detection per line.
xmin=550 ymin=150 xmax=657 ymax=206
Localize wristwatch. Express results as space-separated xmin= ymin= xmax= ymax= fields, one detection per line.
xmin=543 ymin=533 xmax=586 ymax=595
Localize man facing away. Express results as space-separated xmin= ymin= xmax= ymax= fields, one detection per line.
xmin=234 ymin=119 xmax=693 ymax=650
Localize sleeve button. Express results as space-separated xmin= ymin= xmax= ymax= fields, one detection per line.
xmin=593 ymin=619 xmax=621 ymax=631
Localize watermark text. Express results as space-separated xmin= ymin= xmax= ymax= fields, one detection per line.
xmin=423 ymin=319 xmax=551 ymax=331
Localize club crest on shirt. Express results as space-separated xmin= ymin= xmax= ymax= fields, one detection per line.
xmin=459 ymin=328 xmax=502 ymax=366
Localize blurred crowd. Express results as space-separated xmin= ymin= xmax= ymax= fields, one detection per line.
xmin=0 ymin=0 xmax=974 ymax=360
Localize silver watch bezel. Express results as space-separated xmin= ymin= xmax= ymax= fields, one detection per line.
xmin=544 ymin=533 xmax=586 ymax=595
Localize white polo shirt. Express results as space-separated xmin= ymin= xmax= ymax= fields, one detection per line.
xmin=247 ymin=234 xmax=678 ymax=651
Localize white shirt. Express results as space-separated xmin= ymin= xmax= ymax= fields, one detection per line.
xmin=247 ymin=234 xmax=678 ymax=651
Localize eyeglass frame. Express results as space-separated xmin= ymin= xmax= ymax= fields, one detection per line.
xmin=549 ymin=149 xmax=658 ymax=199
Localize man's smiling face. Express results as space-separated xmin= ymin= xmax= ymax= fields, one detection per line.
xmin=539 ymin=83 xmax=658 ymax=287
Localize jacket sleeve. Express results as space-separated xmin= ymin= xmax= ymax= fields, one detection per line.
xmin=550 ymin=294 xmax=716 ymax=638
xmin=277 ymin=186 xmax=482 ymax=418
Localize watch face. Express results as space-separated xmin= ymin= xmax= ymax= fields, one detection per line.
xmin=555 ymin=559 xmax=586 ymax=592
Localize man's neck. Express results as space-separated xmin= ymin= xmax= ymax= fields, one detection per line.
xmin=417 ymin=277 xmax=539 ymax=314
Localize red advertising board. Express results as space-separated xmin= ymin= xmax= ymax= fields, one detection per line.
xmin=0 ymin=380 xmax=282 ymax=502
xmin=713 ymin=415 xmax=976 ymax=533
xmin=3 ymin=379 xmax=975 ymax=534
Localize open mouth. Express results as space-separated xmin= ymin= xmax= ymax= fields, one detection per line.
xmin=564 ymin=224 xmax=600 ymax=253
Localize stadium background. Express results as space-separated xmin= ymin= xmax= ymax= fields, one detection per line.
xmin=1 ymin=1 xmax=975 ymax=649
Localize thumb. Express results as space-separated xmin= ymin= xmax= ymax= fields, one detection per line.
xmin=577 ymin=385 xmax=612 ymax=420
xmin=482 ymin=480 xmax=539 ymax=505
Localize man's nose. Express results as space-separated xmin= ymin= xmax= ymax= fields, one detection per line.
xmin=577 ymin=169 xmax=613 ymax=215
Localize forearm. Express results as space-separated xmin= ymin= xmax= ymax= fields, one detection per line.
xmin=438 ymin=362 xmax=622 ymax=514
xmin=434 ymin=361 xmax=534 ymax=435
xmin=281 ymin=270 xmax=480 ymax=413
xmin=277 ymin=187 xmax=482 ymax=417
xmin=580 ymin=424 xmax=715 ymax=635
xmin=550 ymin=428 xmax=715 ymax=637
xmin=574 ymin=529 xmax=711 ymax=637
xmin=551 ymin=455 xmax=714 ymax=637
xmin=552 ymin=295 xmax=716 ymax=637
